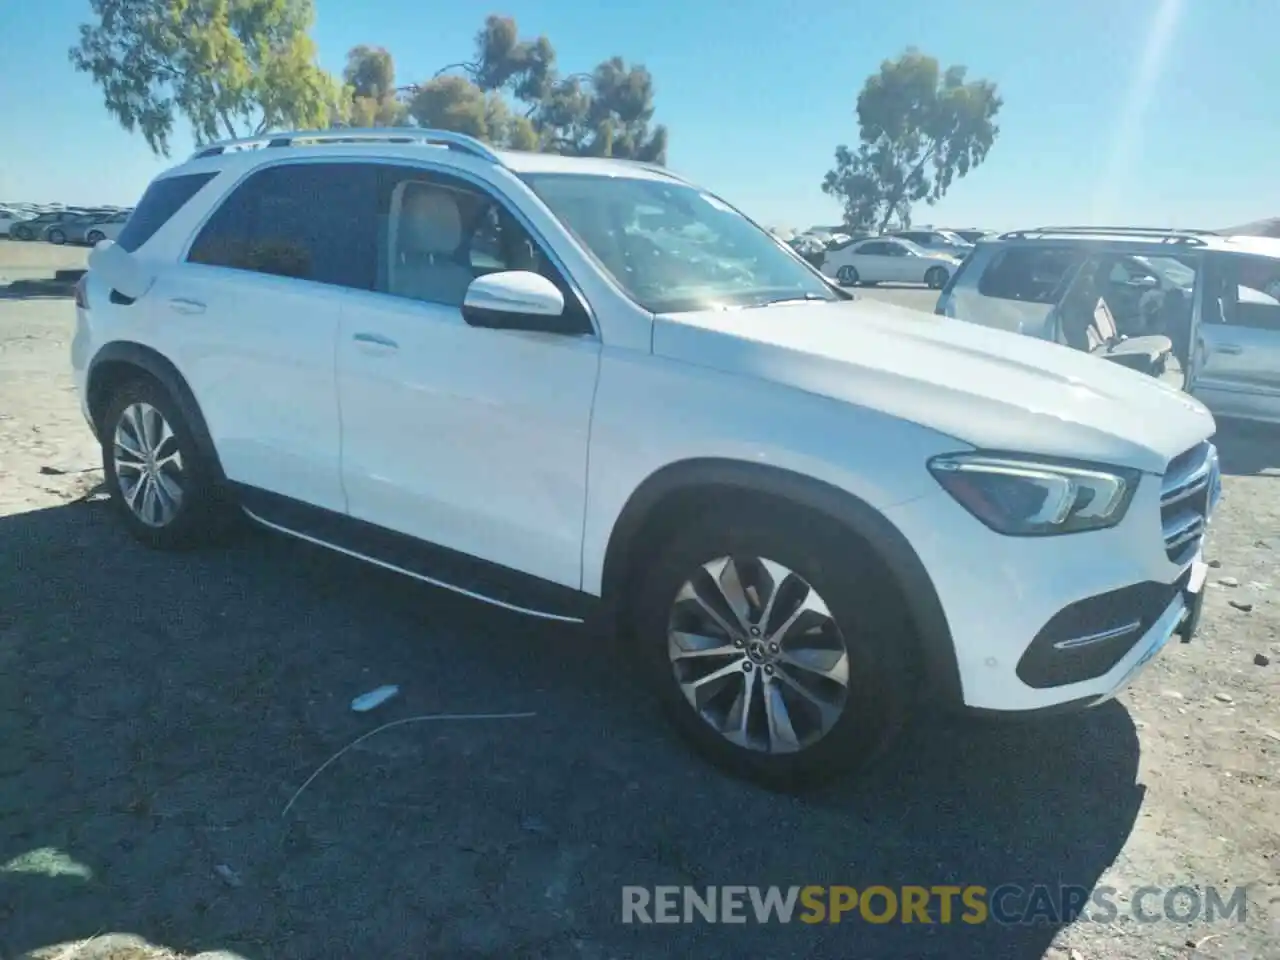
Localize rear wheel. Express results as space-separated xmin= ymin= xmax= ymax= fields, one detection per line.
xmin=925 ymin=266 xmax=949 ymax=289
xmin=630 ymin=503 xmax=912 ymax=789
xmin=836 ymin=265 xmax=860 ymax=286
xmin=86 ymin=230 xmax=105 ymax=245
xmin=12 ymin=225 xmax=31 ymax=241
xmin=101 ymin=378 xmax=229 ymax=549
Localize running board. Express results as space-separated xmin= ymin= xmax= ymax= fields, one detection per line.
xmin=234 ymin=486 xmax=590 ymax=624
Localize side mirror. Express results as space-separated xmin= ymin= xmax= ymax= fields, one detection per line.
xmin=462 ymin=270 xmax=565 ymax=330
xmin=87 ymin=240 xmax=154 ymax=301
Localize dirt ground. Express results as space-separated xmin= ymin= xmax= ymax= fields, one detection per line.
xmin=0 ymin=241 xmax=1276 ymax=960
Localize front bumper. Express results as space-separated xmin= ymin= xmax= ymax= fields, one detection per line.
xmin=885 ymin=449 xmax=1217 ymax=714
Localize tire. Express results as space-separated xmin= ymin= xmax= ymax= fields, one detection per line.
xmin=86 ymin=230 xmax=105 ymax=246
xmin=925 ymin=266 xmax=949 ymax=290
xmin=629 ymin=501 xmax=913 ymax=790
xmin=100 ymin=377 xmax=229 ymax=550
xmin=12 ymin=226 xmax=30 ymax=241
xmin=836 ymin=265 xmax=860 ymax=286
xmin=47 ymin=229 xmax=66 ymax=245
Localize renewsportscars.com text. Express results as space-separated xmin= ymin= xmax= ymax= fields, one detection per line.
xmin=621 ymin=884 xmax=1247 ymax=926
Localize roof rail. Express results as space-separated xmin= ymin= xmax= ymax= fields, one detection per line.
xmin=996 ymin=225 xmax=1213 ymax=246
xmin=624 ymin=160 xmax=688 ymax=183
xmin=189 ymin=128 xmax=503 ymax=164
xmin=1029 ymin=225 xmax=1218 ymax=236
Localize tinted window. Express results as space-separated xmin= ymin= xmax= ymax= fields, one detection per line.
xmin=858 ymin=241 xmax=890 ymax=256
xmin=188 ymin=163 xmax=376 ymax=289
xmin=977 ymin=247 xmax=1085 ymax=303
xmin=117 ymin=172 xmax=216 ymax=253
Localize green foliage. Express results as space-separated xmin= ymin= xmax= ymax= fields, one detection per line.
xmin=70 ymin=0 xmax=343 ymax=156
xmin=823 ymin=48 xmax=1001 ymax=231
xmin=342 ymin=45 xmax=407 ymax=127
xmin=401 ymin=15 xmax=668 ymax=162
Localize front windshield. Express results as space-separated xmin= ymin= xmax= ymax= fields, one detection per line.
xmin=521 ymin=173 xmax=842 ymax=313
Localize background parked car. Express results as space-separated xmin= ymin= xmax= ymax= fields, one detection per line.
xmin=0 ymin=209 xmax=20 ymax=237
xmin=950 ymin=228 xmax=998 ymax=244
xmin=10 ymin=210 xmax=89 ymax=241
xmin=46 ymin=211 xmax=131 ymax=246
xmin=889 ymin=228 xmax=974 ymax=256
xmin=821 ymin=235 xmax=962 ymax=288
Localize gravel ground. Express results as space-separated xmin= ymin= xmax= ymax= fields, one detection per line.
xmin=1 ymin=243 xmax=1277 ymax=960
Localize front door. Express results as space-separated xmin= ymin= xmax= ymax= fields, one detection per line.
xmin=1189 ymin=252 xmax=1280 ymax=423
xmin=336 ymin=166 xmax=601 ymax=590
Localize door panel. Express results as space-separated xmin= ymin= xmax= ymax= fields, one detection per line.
xmin=149 ymin=265 xmax=348 ymax=510
xmin=1190 ymin=253 xmax=1280 ymax=423
xmin=338 ymin=291 xmax=600 ymax=588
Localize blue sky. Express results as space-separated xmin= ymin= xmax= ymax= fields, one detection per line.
xmin=1 ymin=0 xmax=1275 ymax=231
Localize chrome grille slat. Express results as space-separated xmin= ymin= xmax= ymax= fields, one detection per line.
xmin=1159 ymin=442 xmax=1217 ymax=564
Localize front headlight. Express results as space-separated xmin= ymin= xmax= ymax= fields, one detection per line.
xmin=928 ymin=453 xmax=1140 ymax=536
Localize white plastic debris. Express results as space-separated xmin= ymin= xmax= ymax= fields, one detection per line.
xmin=351 ymin=685 xmax=400 ymax=713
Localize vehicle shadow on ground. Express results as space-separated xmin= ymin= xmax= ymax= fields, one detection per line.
xmin=1214 ymin=419 xmax=1280 ymax=476
xmin=0 ymin=281 xmax=75 ymax=301
xmin=0 ymin=499 xmax=1144 ymax=960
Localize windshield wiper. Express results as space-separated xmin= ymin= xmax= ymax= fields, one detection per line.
xmin=745 ymin=293 xmax=831 ymax=308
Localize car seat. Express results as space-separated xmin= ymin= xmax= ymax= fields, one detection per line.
xmin=389 ymin=188 xmax=475 ymax=305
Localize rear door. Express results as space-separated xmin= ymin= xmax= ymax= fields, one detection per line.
xmin=1189 ymin=252 xmax=1280 ymax=423
xmin=153 ymin=160 xmax=378 ymax=512
xmin=848 ymin=240 xmax=897 ymax=282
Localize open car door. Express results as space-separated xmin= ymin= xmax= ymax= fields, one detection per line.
xmin=1046 ymin=254 xmax=1173 ymax=376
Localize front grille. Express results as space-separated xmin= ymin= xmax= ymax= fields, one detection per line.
xmin=1160 ymin=441 xmax=1219 ymax=564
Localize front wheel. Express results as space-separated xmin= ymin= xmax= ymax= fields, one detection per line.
xmin=101 ymin=378 xmax=229 ymax=549
xmin=86 ymin=230 xmax=105 ymax=245
xmin=925 ymin=266 xmax=949 ymax=289
xmin=836 ymin=265 xmax=860 ymax=286
xmin=630 ymin=505 xmax=912 ymax=789
xmin=47 ymin=229 xmax=66 ymax=245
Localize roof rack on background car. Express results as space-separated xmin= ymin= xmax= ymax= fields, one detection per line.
xmin=188 ymin=128 xmax=504 ymax=163
xmin=997 ymin=226 xmax=1213 ymax=245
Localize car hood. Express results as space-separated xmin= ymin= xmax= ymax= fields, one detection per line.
xmin=652 ymin=298 xmax=1214 ymax=474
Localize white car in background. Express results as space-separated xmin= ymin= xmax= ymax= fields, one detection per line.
xmin=822 ymin=235 xmax=963 ymax=289
xmin=0 ymin=210 xmax=17 ymax=237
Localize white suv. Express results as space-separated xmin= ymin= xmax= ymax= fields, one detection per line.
xmin=71 ymin=128 xmax=1220 ymax=787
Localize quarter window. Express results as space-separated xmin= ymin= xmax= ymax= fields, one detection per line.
xmin=187 ymin=163 xmax=377 ymax=290
xmin=118 ymin=172 xmax=216 ymax=253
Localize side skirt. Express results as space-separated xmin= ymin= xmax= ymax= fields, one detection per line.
xmin=233 ymin=484 xmax=595 ymax=624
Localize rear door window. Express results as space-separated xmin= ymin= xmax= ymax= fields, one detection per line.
xmin=116 ymin=172 xmax=217 ymax=253
xmin=1209 ymin=254 xmax=1280 ymax=331
xmin=977 ymin=247 xmax=1085 ymax=303
xmin=187 ymin=162 xmax=377 ymax=290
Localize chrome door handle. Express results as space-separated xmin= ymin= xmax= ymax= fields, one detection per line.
xmin=1216 ymin=343 xmax=1243 ymax=355
xmin=168 ymin=297 xmax=205 ymax=315
xmin=352 ymin=332 xmax=399 ymax=349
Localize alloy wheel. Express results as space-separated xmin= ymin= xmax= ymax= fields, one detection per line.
xmin=667 ymin=555 xmax=850 ymax=754
xmin=113 ymin=402 xmax=185 ymax=528
xmin=837 ymin=265 xmax=857 ymax=285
